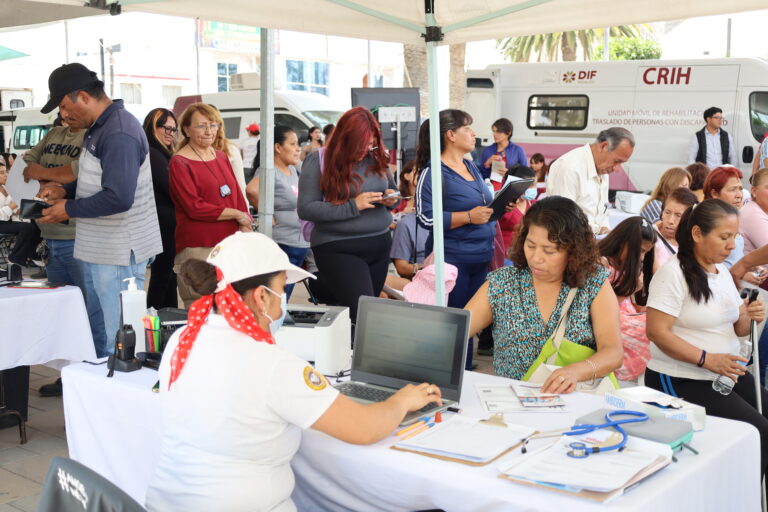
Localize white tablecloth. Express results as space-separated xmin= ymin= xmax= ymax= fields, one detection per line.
xmin=62 ymin=363 xmax=760 ymax=511
xmin=608 ymin=208 xmax=637 ymax=229
xmin=0 ymin=286 xmax=96 ymax=370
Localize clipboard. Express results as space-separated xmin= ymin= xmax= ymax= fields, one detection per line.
xmin=488 ymin=178 xmax=534 ymax=221
xmin=498 ymin=454 xmax=670 ymax=503
xmin=391 ymin=437 xmax=532 ymax=467
xmin=389 ymin=415 xmax=537 ymax=466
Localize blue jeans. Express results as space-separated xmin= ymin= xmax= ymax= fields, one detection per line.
xmin=80 ymin=251 xmax=149 ymax=357
xmin=278 ymin=244 xmax=310 ymax=299
xmin=46 ymin=239 xmax=108 ymax=358
xmin=447 ymin=260 xmax=490 ymax=370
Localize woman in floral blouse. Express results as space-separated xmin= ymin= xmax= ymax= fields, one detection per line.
xmin=465 ymin=196 xmax=623 ymax=393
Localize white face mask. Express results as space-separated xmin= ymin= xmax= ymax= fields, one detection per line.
xmin=262 ymin=286 xmax=287 ymax=334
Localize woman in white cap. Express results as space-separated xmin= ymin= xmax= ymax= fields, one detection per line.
xmin=145 ymin=231 xmax=442 ymax=512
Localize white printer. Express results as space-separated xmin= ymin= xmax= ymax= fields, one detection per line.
xmin=615 ymin=191 xmax=651 ymax=214
xmin=274 ymin=304 xmax=351 ymax=376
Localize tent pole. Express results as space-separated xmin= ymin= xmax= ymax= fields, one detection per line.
xmin=425 ymin=1 xmax=446 ymax=307
xmin=258 ymin=28 xmax=275 ymax=237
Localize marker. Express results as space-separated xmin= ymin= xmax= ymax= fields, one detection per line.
xmin=400 ymin=422 xmax=435 ymax=441
xmin=435 ymin=411 xmax=442 ymax=423
xmin=395 ymin=416 xmax=431 ymax=436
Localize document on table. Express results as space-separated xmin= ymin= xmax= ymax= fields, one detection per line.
xmin=499 ymin=432 xmax=667 ymax=492
xmin=475 ymin=384 xmax=568 ymax=413
xmin=510 ymin=382 xmax=566 ymax=408
xmin=394 ymin=415 xmax=535 ymax=464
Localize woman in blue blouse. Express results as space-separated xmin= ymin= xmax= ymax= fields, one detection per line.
xmin=416 ymin=109 xmax=496 ymax=369
xmin=479 ymin=118 xmax=527 ymax=180
xmin=465 ymin=196 xmax=623 ymax=393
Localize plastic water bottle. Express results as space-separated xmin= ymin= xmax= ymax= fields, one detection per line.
xmin=712 ymin=340 xmax=752 ymax=395
xmin=120 ymin=277 xmax=147 ymax=353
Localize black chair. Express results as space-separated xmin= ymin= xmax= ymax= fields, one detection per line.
xmin=0 ymin=233 xmax=14 ymax=266
xmin=37 ymin=456 xmax=145 ymax=512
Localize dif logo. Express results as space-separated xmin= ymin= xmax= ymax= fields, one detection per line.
xmin=562 ymin=70 xmax=597 ymax=83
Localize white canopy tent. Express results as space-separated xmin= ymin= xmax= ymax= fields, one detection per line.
xmin=15 ymin=0 xmax=768 ymax=305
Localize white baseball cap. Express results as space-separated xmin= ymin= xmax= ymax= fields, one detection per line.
xmin=207 ymin=232 xmax=314 ymax=290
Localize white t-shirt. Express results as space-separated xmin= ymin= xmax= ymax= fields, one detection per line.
xmin=239 ymin=136 xmax=260 ymax=169
xmin=145 ymin=314 xmax=339 ymax=512
xmin=646 ymin=257 xmax=742 ymax=380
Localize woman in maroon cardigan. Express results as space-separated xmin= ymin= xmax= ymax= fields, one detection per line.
xmin=169 ymin=103 xmax=251 ymax=308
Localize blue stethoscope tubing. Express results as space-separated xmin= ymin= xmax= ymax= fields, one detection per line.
xmin=565 ymin=409 xmax=649 ymax=458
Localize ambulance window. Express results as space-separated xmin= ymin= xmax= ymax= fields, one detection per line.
xmin=749 ymin=92 xmax=768 ymax=143
xmin=275 ymin=113 xmax=309 ymax=133
xmin=527 ymin=95 xmax=588 ymax=130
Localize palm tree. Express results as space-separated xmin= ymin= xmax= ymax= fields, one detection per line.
xmin=498 ymin=26 xmax=644 ymax=62
xmin=404 ymin=42 xmax=466 ymax=117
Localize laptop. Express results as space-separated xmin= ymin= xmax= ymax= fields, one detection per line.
xmin=335 ymin=296 xmax=470 ymax=426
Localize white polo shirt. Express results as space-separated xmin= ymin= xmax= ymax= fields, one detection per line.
xmin=145 ymin=314 xmax=339 ymax=512
xmin=646 ymin=257 xmax=742 ymax=381
xmin=547 ymin=144 xmax=609 ymax=234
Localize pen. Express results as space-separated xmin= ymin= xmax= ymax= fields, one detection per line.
xmin=400 ymin=422 xmax=435 ymax=441
xmin=395 ymin=416 xmax=430 ymax=436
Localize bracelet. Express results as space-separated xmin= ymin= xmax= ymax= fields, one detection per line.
xmin=584 ymin=359 xmax=598 ymax=385
xmin=697 ymin=350 xmax=707 ymax=368
xmin=467 ymin=211 xmax=472 ymax=224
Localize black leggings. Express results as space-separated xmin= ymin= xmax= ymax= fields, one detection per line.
xmin=312 ymin=233 xmax=392 ymax=322
xmin=645 ymin=368 xmax=768 ymax=475
xmin=0 ymin=220 xmax=41 ymax=264
xmin=147 ymin=214 xmax=177 ymax=309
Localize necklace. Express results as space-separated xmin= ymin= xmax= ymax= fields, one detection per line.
xmin=190 ymin=145 xmax=231 ymax=198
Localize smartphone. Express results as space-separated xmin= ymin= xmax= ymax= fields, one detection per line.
xmin=381 ymin=192 xmax=401 ymax=200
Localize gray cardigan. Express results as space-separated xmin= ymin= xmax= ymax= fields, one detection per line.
xmin=297 ymin=151 xmax=396 ymax=246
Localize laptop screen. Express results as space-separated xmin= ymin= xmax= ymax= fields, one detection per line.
xmin=351 ymin=297 xmax=469 ymax=399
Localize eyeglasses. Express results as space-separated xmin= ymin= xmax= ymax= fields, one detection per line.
xmin=161 ymin=125 xmax=178 ymax=134
xmin=192 ymin=123 xmax=219 ymax=132
xmin=711 ymin=116 xmax=723 ymax=120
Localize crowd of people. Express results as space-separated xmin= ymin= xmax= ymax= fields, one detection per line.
xmin=5 ymin=61 xmax=768 ymax=509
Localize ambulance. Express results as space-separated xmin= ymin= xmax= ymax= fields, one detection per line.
xmin=465 ymin=58 xmax=768 ymax=191
xmin=173 ymin=73 xmax=345 ymax=148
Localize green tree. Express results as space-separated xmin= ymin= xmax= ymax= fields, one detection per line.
xmin=498 ymin=26 xmax=643 ymax=62
xmin=594 ymin=37 xmax=662 ymax=61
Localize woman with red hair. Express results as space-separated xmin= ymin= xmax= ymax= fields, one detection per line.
xmin=298 ymin=107 xmax=398 ymax=319
xmin=702 ymin=166 xmax=764 ymax=284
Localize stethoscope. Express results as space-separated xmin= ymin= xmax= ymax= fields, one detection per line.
xmin=520 ymin=410 xmax=649 ymax=458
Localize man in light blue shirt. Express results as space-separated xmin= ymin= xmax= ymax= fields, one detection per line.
xmin=688 ymin=106 xmax=736 ymax=169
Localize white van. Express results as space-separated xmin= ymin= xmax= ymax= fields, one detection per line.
xmin=0 ymin=108 xmax=55 ymax=154
xmin=0 ymin=103 xmax=151 ymax=155
xmin=173 ymin=73 xmax=345 ymax=148
xmin=465 ymin=58 xmax=768 ymax=191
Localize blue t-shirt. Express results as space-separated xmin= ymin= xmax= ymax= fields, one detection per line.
xmin=390 ymin=213 xmax=429 ymax=263
xmin=415 ymin=159 xmax=496 ymax=264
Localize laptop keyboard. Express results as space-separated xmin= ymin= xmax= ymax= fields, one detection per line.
xmin=336 ymin=382 xmax=395 ymax=402
xmin=335 ymin=383 xmax=442 ymax=413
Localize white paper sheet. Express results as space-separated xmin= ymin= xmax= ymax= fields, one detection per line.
xmin=500 ymin=433 xmax=666 ymax=492
xmin=395 ymin=414 xmax=535 ymax=463
xmin=475 ymin=384 xmax=568 ymax=413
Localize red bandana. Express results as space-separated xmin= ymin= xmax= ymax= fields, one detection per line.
xmin=168 ymin=278 xmax=274 ymax=389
